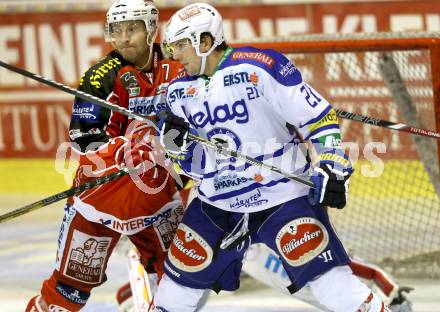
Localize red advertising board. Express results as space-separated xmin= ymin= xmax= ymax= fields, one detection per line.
xmin=0 ymin=1 xmax=439 ymax=158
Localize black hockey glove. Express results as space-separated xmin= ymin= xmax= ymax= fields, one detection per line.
xmin=309 ymin=149 xmax=353 ymax=209
xmin=157 ymin=110 xmax=190 ymax=155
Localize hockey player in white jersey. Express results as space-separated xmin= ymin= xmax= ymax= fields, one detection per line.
xmin=153 ymin=3 xmax=395 ymax=312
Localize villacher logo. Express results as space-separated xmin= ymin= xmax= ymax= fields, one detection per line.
xmin=276 ymin=217 xmax=329 ymax=267
xmin=168 ymin=224 xmax=213 ymax=272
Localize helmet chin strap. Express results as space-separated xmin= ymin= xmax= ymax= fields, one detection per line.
xmin=199 ymin=55 xmax=207 ymax=76
xmin=196 ymin=42 xmax=218 ymax=76
xmin=135 ymin=44 xmax=153 ymax=71
xmin=136 ymin=30 xmax=157 ymax=71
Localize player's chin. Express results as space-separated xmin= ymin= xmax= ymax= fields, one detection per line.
xmin=119 ymin=49 xmax=136 ymax=63
xmin=185 ymin=66 xmax=197 ymax=76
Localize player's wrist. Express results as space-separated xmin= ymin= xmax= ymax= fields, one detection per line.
xmin=314 ymin=148 xmax=352 ymax=175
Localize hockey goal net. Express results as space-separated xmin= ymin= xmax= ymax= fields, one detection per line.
xmin=235 ymin=32 xmax=440 ymax=278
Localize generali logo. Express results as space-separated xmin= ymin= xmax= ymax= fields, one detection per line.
xmin=64 ymin=230 xmax=112 ymax=284
xmin=232 ymin=52 xmax=274 ymax=67
xmin=276 ymin=217 xmax=329 ymax=267
xmin=168 ymin=223 xmax=213 ymax=272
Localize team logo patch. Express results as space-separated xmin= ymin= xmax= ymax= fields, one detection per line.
xmin=168 ymin=223 xmax=213 ymax=272
xmin=232 ymin=51 xmax=274 ymax=67
xmin=63 ymin=230 xmax=112 ymax=284
xmin=179 ymin=6 xmax=201 ymax=21
xmin=129 ymin=87 xmax=140 ymax=96
xmin=276 ymin=217 xmax=329 ymax=267
xmin=207 ymin=127 xmax=241 ymax=164
xmin=120 ymin=71 xmax=139 ymax=90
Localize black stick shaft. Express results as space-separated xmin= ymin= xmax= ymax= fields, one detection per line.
xmin=0 ymin=60 xmax=146 ymax=122
xmin=335 ymin=109 xmax=440 ymax=139
xmin=0 ymin=169 xmax=128 ymax=224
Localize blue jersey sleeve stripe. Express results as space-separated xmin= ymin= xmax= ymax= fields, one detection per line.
xmin=173 ymin=75 xmax=198 ymax=83
xmin=298 ymin=105 xmax=333 ymax=128
xmin=167 ymin=75 xmax=198 ymax=91
xmin=220 ymin=46 xmax=302 ymax=87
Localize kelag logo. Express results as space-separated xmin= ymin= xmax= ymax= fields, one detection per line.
xmin=184 ymin=99 xmax=249 ymax=129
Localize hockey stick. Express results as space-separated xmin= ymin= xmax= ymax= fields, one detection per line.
xmin=115 ymin=239 xmax=157 ymax=311
xmin=335 ymin=109 xmax=440 ymax=139
xmin=0 ymin=60 xmax=145 ymax=123
xmin=3 ymin=60 xmax=438 ymax=140
xmin=127 ymin=247 xmax=157 ymax=311
xmin=0 ymin=60 xmax=313 ymax=188
xmin=0 ymin=169 xmax=128 ymax=224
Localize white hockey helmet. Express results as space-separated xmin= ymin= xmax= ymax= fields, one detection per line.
xmin=104 ymin=0 xmax=158 ymax=43
xmin=164 ymin=3 xmax=224 ymax=57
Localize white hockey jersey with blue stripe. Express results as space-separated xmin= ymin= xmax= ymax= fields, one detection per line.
xmin=167 ymin=46 xmax=341 ymax=213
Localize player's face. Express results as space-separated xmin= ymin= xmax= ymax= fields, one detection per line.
xmin=167 ymin=39 xmax=201 ymax=76
xmin=109 ymin=20 xmax=151 ymax=68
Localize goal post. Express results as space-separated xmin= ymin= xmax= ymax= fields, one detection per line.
xmin=233 ymin=32 xmax=440 ymax=278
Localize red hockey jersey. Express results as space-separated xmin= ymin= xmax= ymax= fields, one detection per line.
xmin=107 ymin=57 xmax=185 ymax=137
xmin=71 ymin=53 xmax=185 ymax=238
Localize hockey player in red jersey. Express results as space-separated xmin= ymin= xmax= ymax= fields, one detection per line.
xmin=26 ymin=1 xmax=185 ymax=311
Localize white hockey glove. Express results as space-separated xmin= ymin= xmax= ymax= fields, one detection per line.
xmin=309 ymin=148 xmax=353 ymax=209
